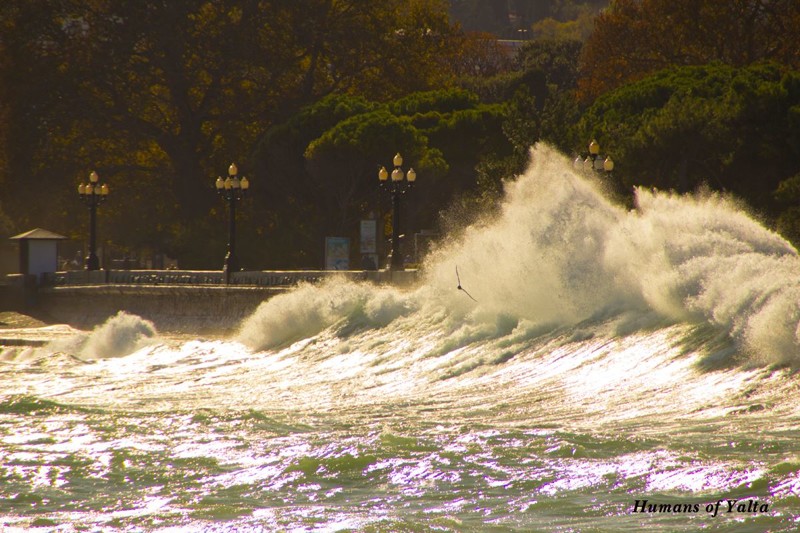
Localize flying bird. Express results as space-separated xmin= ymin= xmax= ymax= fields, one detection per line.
xmin=456 ymin=266 xmax=478 ymax=303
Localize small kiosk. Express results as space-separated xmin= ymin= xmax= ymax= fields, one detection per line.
xmin=10 ymin=228 xmax=68 ymax=281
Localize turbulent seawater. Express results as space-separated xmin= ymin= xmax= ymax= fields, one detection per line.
xmin=3 ymin=144 xmax=800 ymax=531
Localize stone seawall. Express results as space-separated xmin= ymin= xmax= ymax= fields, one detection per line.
xmin=5 ymin=270 xmax=420 ymax=334
xmin=36 ymin=285 xmax=286 ymax=333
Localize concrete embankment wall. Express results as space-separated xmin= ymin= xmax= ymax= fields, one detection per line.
xmin=36 ymin=285 xmax=286 ymax=333
xmin=4 ymin=270 xmax=419 ymax=334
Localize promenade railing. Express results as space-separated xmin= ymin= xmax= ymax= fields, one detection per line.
xmin=38 ymin=269 xmax=401 ymax=288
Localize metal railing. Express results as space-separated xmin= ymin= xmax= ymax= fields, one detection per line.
xmin=39 ymin=269 xmax=376 ymax=288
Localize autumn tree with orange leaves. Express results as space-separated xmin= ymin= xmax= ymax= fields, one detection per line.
xmin=578 ymin=0 xmax=800 ymax=102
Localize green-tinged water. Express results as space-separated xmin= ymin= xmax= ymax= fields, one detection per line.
xmin=2 ymin=317 xmax=799 ymax=532
xmin=3 ymin=144 xmax=800 ymax=531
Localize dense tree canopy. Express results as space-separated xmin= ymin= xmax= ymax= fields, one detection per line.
xmin=0 ymin=0 xmax=458 ymax=267
xmin=465 ymin=39 xmax=583 ymax=188
xmin=579 ymin=0 xmax=800 ymax=101
xmin=3 ymin=0 xmax=800 ymax=271
xmin=578 ymin=63 xmax=800 ymax=221
xmin=253 ymin=88 xmax=508 ymax=267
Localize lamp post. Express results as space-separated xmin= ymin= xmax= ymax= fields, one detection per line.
xmin=77 ymin=170 xmax=109 ymax=271
xmin=378 ymin=153 xmax=417 ymax=271
xmin=215 ymin=163 xmax=249 ymax=279
xmin=574 ymin=139 xmax=614 ymax=176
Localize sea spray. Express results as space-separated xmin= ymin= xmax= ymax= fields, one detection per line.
xmin=425 ymin=144 xmax=640 ymax=324
xmin=237 ymin=143 xmax=800 ymax=364
xmin=605 ymin=187 xmax=800 ymax=363
xmin=426 ymin=144 xmax=800 ymax=363
xmin=237 ymin=279 xmax=414 ymax=351
xmin=45 ymin=311 xmax=159 ymax=359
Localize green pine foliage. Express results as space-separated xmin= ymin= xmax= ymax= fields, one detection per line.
xmin=579 ymin=63 xmax=800 ymax=220
xmin=253 ymin=87 xmax=510 ymax=267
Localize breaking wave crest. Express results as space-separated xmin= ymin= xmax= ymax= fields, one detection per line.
xmin=238 ymin=143 xmax=800 ymax=365
xmin=426 ymin=144 xmax=800 ymax=364
xmin=46 ymin=311 xmax=159 ymax=359
xmin=237 ymin=280 xmax=415 ymax=351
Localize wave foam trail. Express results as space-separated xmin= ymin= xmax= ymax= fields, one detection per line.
xmin=426 ymin=143 xmax=800 ymax=364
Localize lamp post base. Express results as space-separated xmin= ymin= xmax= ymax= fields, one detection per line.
xmin=223 ymin=251 xmax=239 ymax=283
xmin=85 ymin=253 xmax=100 ymax=271
xmin=387 ymin=251 xmax=404 ymax=271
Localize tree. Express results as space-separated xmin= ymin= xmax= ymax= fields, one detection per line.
xmin=579 ymin=0 xmax=800 ymax=102
xmin=395 ymin=89 xmax=508 ymax=207
xmin=577 ymin=63 xmax=800 ymax=224
xmin=440 ymin=30 xmax=514 ymax=80
xmin=305 ymin=110 xmax=445 ymax=235
xmin=275 ymin=0 xmax=458 ymax=105
xmin=254 ymin=88 xmax=508 ymax=267
xmin=530 ymin=4 xmax=601 ymax=42
xmin=0 ymin=0 xmax=460 ymax=268
xmin=463 ymin=39 xmax=583 ymax=192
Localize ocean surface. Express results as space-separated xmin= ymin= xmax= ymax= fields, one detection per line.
xmin=2 ymin=144 xmax=800 ymax=531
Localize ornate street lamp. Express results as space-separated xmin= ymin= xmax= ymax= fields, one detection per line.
xmin=77 ymin=170 xmax=109 ymax=271
xmin=215 ymin=163 xmax=250 ymax=279
xmin=603 ymin=155 xmax=614 ymax=174
xmin=574 ymin=139 xmax=614 ymax=177
xmin=378 ymin=153 xmax=417 ymax=271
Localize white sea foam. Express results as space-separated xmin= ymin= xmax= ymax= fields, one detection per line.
xmin=425 ymin=143 xmax=637 ymax=323
xmin=427 ymin=144 xmax=800 ymax=363
xmin=238 ymin=143 xmax=800 ymax=364
xmin=607 ymin=188 xmax=800 ymax=363
xmin=237 ymin=279 xmax=413 ymax=351
xmin=46 ymin=311 xmax=159 ymax=359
